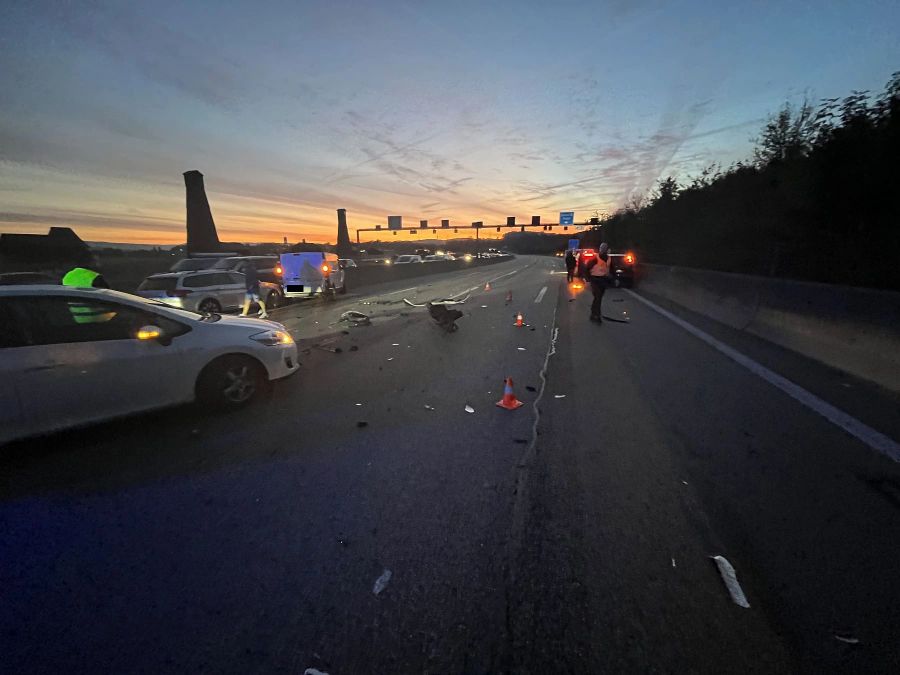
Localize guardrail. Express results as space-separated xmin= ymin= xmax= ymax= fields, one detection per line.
xmin=345 ymin=255 xmax=510 ymax=287
xmin=637 ymin=264 xmax=900 ymax=393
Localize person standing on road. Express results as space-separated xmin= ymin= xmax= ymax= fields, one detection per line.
xmin=239 ymin=263 xmax=269 ymax=319
xmin=586 ymin=242 xmax=611 ymax=322
xmin=565 ymin=249 xmax=577 ymax=282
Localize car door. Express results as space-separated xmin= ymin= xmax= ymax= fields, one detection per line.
xmin=224 ymin=272 xmax=248 ymax=308
xmin=0 ymin=299 xmax=27 ymax=443
xmin=7 ymin=295 xmax=187 ymax=434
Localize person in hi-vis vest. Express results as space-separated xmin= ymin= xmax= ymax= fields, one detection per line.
xmin=585 ymin=242 xmax=611 ymax=322
xmin=61 ymin=266 xmax=113 ymax=324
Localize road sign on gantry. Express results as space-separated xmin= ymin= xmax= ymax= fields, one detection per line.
xmin=560 ymin=211 xmax=575 ymax=225
xmin=568 ymin=238 xmax=580 ymax=250
xmin=388 ymin=215 xmax=402 ymax=230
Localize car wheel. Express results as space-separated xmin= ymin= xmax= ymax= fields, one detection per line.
xmin=338 ymin=279 xmax=348 ymax=294
xmin=197 ymin=355 xmax=267 ymax=409
xmin=266 ymin=290 xmax=280 ymax=309
xmin=198 ymin=298 xmax=221 ymax=315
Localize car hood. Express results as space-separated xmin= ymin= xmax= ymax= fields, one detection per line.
xmin=212 ymin=314 xmax=287 ymax=331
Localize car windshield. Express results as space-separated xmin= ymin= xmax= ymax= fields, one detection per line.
xmin=137 ymin=276 xmax=177 ymax=292
xmin=170 ymin=258 xmax=218 ymax=272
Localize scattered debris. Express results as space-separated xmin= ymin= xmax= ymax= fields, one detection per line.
xmin=314 ymin=344 xmax=342 ymax=354
xmin=710 ymin=555 xmax=750 ymax=608
xmin=612 ymin=298 xmax=624 ymax=302
xmin=517 ymin=347 xmax=526 ymax=351
xmin=341 ymin=330 xmax=350 ymax=334
xmin=601 ymin=314 xmax=630 ymax=323
xmin=513 ymin=438 xmax=528 ymax=444
xmin=356 ymin=421 xmax=368 ymax=428
xmin=429 ymin=302 xmax=463 ymax=332
xmin=424 ymin=405 xmax=435 ymax=411
xmin=672 ymin=558 xmax=677 ymax=568
xmin=304 ymin=669 xmax=330 ymax=675
xmin=682 ymin=480 xmax=688 ymax=485
xmin=465 ymin=405 xmax=475 ymax=414
xmin=481 ymin=305 xmax=488 ymax=308
xmin=525 ymin=386 xmax=537 ymax=392
xmin=340 ymin=310 xmax=371 ymax=326
xmin=554 ymin=394 xmax=566 ymax=399
xmin=355 ymin=403 xmax=362 ymax=406
xmin=568 ymin=298 xmax=575 ymax=302
xmin=387 ymin=357 xmax=394 ymax=361
xmin=333 ymin=347 xmax=343 ymax=353
xmin=834 ymin=635 xmax=860 ymax=645
xmin=392 ymin=343 xmax=400 ymax=346
xmin=349 ymin=345 xmax=359 ymax=351
xmin=373 ymin=569 xmax=392 ymax=595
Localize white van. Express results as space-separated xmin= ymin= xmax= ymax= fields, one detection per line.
xmin=279 ymin=252 xmax=346 ymax=298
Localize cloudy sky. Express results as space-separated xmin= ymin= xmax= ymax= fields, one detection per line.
xmin=1 ymin=0 xmax=897 ymax=244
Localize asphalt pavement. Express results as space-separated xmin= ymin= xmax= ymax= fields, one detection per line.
xmin=2 ymin=255 xmax=899 ymax=674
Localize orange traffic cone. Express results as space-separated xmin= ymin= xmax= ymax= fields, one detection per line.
xmin=505 ymin=290 xmax=512 ymax=304
xmin=484 ymin=281 xmax=492 ymax=292
xmin=496 ymin=377 xmax=525 ymax=410
xmin=515 ymin=312 xmax=524 ymax=327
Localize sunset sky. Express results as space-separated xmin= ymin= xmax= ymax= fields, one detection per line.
xmin=1 ymin=1 xmax=897 ymax=245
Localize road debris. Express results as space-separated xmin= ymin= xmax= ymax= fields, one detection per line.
xmin=517 ymin=347 xmax=526 ymax=351
xmin=554 ymin=394 xmax=566 ymax=399
xmin=465 ymin=405 xmax=475 ymax=414
xmin=481 ymin=305 xmax=488 ymax=308
xmin=525 ymin=386 xmax=537 ymax=392
xmin=356 ymin=421 xmax=368 ymax=428
xmin=424 ymin=405 xmax=435 ymax=411
xmin=340 ymin=310 xmax=371 ymax=326
xmin=612 ymin=298 xmax=624 ymax=302
xmin=672 ymin=558 xmax=676 ymax=568
xmin=601 ymin=314 xmax=630 ymax=323
xmin=304 ymin=669 xmax=330 ymax=675
xmin=387 ymin=357 xmax=394 ymax=361
xmin=834 ymin=635 xmax=861 ymax=645
xmin=429 ymin=302 xmax=463 ymax=332
xmin=373 ymin=569 xmax=392 ymax=595
xmin=349 ymin=345 xmax=359 ymax=351
xmin=513 ymin=438 xmax=528 ymax=444
xmin=710 ymin=555 xmax=750 ymax=608
xmin=392 ymin=343 xmax=400 ymax=346
xmin=354 ymin=403 xmax=362 ymax=406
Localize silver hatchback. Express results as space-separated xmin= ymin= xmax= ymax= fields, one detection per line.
xmin=136 ymin=271 xmax=282 ymax=314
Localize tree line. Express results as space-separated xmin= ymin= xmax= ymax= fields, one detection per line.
xmin=600 ymin=72 xmax=900 ymax=290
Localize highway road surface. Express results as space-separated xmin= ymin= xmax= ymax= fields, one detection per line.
xmin=3 ymin=255 xmax=900 ymax=673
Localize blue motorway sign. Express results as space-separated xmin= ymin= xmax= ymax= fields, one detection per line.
xmin=559 ymin=211 xmax=575 ymax=225
xmin=568 ymin=238 xmax=580 ymax=250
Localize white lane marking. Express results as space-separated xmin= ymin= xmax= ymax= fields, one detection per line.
xmin=626 ymin=290 xmax=900 ymax=462
xmin=534 ymin=286 xmax=548 ymax=304
xmin=450 ymin=265 xmax=530 ymax=299
xmin=711 ymin=555 xmax=750 ymax=608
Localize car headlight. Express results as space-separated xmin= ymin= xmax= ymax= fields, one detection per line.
xmin=250 ymin=329 xmax=294 ymax=346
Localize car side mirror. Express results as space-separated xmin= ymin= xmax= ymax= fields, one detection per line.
xmin=137 ymin=325 xmax=172 ymax=346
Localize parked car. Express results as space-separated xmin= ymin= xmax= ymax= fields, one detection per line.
xmin=211 ymin=256 xmax=282 ymax=284
xmin=168 ymin=258 xmax=218 ymax=272
xmin=0 ymin=272 xmax=59 ymax=285
xmin=338 ymin=258 xmax=358 ymax=269
xmin=280 ymin=252 xmax=346 ymax=298
xmin=136 ymin=271 xmax=283 ymax=314
xmin=394 ymin=255 xmax=423 ymax=264
xmin=423 ymin=254 xmax=455 ymax=262
xmin=0 ymin=286 xmax=299 ymax=443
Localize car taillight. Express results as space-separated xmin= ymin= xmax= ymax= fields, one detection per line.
xmin=168 ymin=289 xmax=191 ymax=297
xmin=321 ymin=264 xmax=330 ymax=274
xmin=624 ymin=253 xmax=635 ymax=265
xmin=275 ymin=266 xmax=283 ymax=275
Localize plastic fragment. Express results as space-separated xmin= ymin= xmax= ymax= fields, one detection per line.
xmin=356 ymin=421 xmax=368 ymax=428
xmin=373 ymin=569 xmax=392 ymax=595
xmin=304 ymin=669 xmax=330 ymax=675
xmin=526 ymin=386 xmax=537 ymax=392
xmin=710 ymin=555 xmax=750 ymax=608
xmin=349 ymin=345 xmax=359 ymax=351
xmin=354 ymin=403 xmax=362 ymax=406
xmin=464 ymin=405 xmax=475 ymax=414
xmin=387 ymin=357 xmax=394 ymax=361
xmin=672 ymin=558 xmax=676 ymax=568
xmin=517 ymin=347 xmax=526 ymax=351
xmin=834 ymin=635 xmax=860 ymax=645
xmin=424 ymin=405 xmax=435 ymax=411
xmin=554 ymin=394 xmax=566 ymax=399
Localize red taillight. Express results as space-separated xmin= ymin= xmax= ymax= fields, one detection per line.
xmin=321 ymin=263 xmax=330 ymax=274
xmin=275 ymin=265 xmax=283 ymax=275
xmin=168 ymin=289 xmax=190 ymax=298
xmin=581 ymin=250 xmax=595 ymax=257
xmin=624 ymin=253 xmax=635 ymax=265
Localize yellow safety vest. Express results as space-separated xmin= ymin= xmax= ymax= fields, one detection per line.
xmin=589 ymin=256 xmax=609 ymax=277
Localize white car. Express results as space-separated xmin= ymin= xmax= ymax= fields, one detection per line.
xmin=394 ymin=255 xmax=423 ymax=264
xmin=0 ymin=286 xmax=299 ymax=444
xmin=136 ymin=270 xmax=284 ymax=314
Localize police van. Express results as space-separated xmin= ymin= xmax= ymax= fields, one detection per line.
xmin=279 ymin=252 xmax=347 ymax=298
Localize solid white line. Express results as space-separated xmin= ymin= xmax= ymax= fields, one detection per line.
xmin=534 ymin=286 xmax=548 ymax=304
xmin=626 ymin=290 xmax=900 ymax=462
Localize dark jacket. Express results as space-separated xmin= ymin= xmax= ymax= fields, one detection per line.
xmin=565 ymin=252 xmax=577 ymax=269
xmin=243 ymin=266 xmax=260 ymax=293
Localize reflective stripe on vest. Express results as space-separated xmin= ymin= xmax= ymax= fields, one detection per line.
xmin=62 ymin=267 xmax=100 ymax=287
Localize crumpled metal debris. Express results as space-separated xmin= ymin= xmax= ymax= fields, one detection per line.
xmin=340 ymin=310 xmax=371 ymax=326
xmin=403 ymin=293 xmax=470 ymax=308
xmin=465 ymin=404 xmax=475 ymax=413
xmin=373 ymin=569 xmax=392 ymax=595
xmin=711 ymin=555 xmax=750 ymax=608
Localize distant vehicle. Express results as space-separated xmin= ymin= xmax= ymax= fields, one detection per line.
xmin=136 ymin=271 xmax=283 ymax=314
xmin=423 ymin=254 xmax=454 ymax=262
xmin=0 ymin=272 xmax=59 ymax=285
xmin=169 ymin=258 xmax=219 ymax=272
xmin=279 ymin=251 xmax=346 ymax=298
xmin=394 ymin=255 xmax=423 ymax=264
xmin=338 ymin=258 xmax=358 ymax=269
xmin=211 ymin=256 xmax=282 ymax=284
xmin=0 ymin=286 xmax=298 ymax=443
xmin=575 ymin=249 xmax=637 ymax=287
